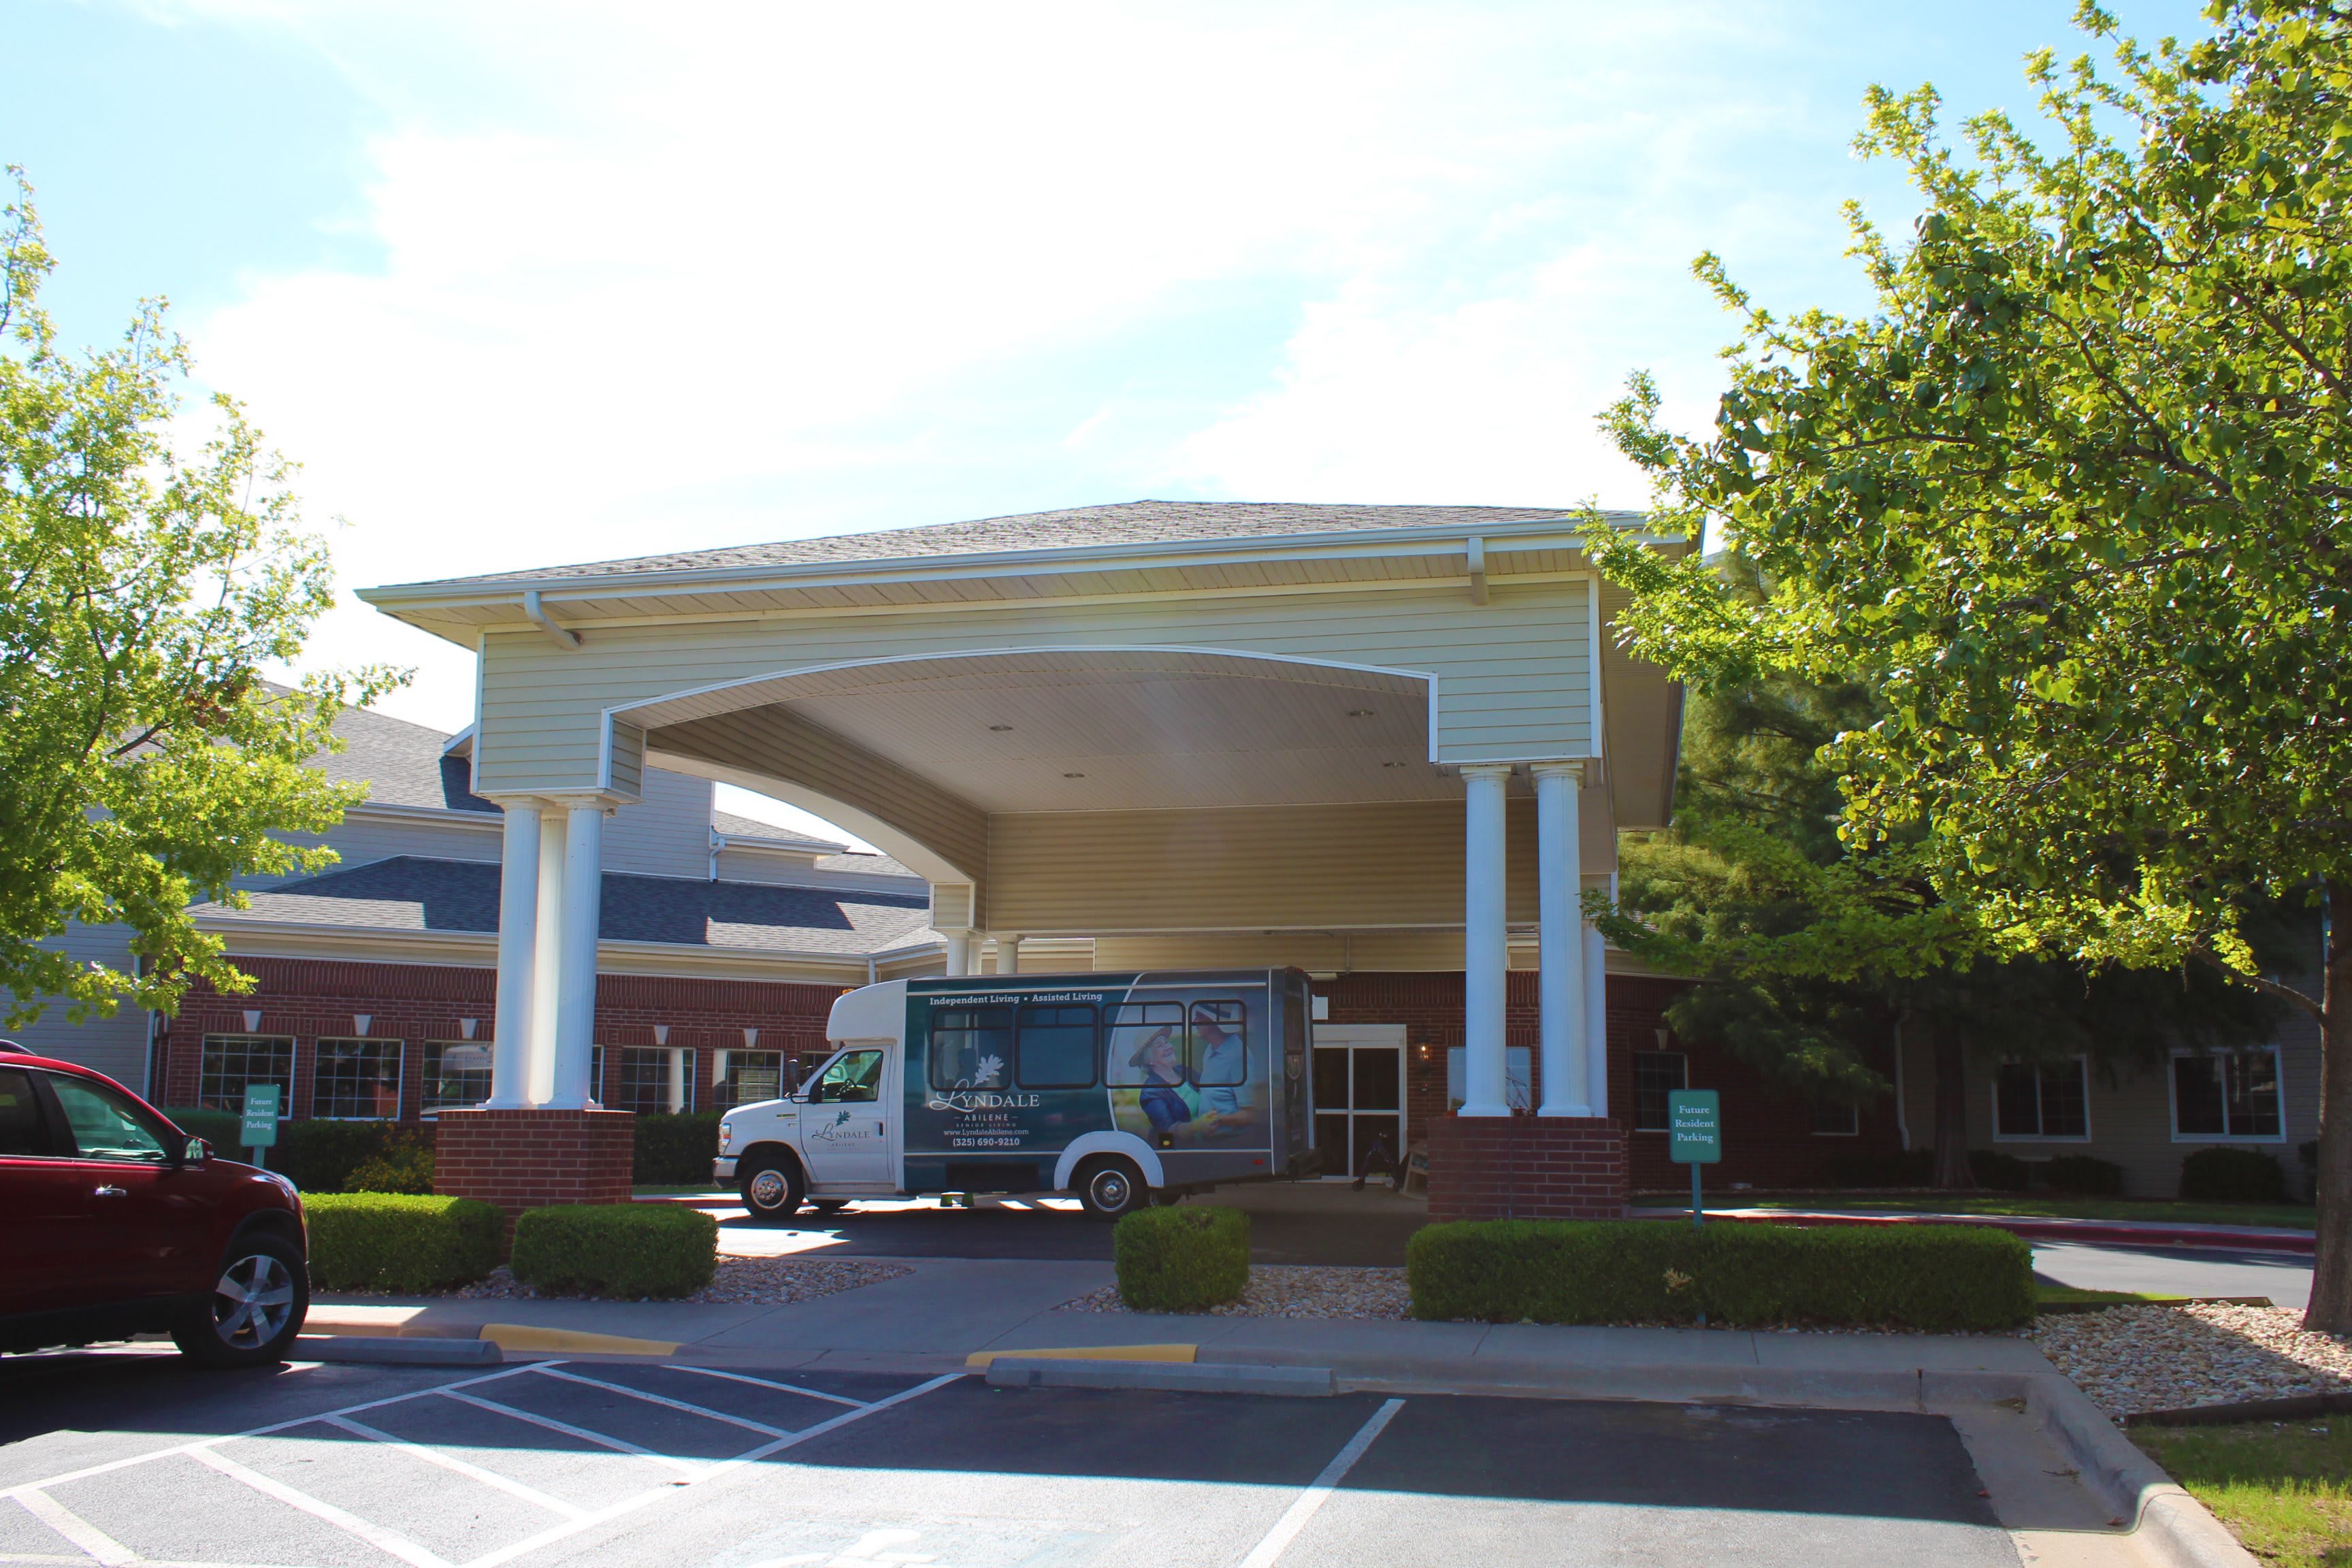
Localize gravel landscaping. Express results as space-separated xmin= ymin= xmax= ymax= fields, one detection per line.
xmin=1061 ymin=1264 xmax=1412 ymax=1320
xmin=451 ymin=1256 xmax=913 ymax=1306
xmin=2027 ymin=1304 xmax=2352 ymax=1418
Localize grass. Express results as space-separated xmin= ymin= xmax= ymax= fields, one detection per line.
xmin=2135 ymin=1420 xmax=2352 ymax=1566
xmin=1720 ymin=1194 xmax=2316 ymax=1230
xmin=632 ymin=1184 xmax=727 ymax=1196
xmin=2036 ymin=1286 xmax=2172 ymax=1306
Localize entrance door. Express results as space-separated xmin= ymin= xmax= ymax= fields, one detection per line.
xmin=798 ymin=1047 xmax=896 ymax=1189
xmin=1310 ymin=1024 xmax=1406 ymax=1181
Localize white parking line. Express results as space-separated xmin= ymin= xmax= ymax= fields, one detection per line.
xmin=529 ymin=1368 xmax=792 ymax=1438
xmin=666 ymin=1365 xmax=868 ymax=1409
xmin=432 ymin=1390 xmax=704 ymax=1476
xmin=319 ymin=1416 xmax=589 ymax=1520
xmin=1236 ymin=1399 xmax=1406 ymax=1568
xmin=11 ymin=1490 xmax=135 ymax=1567
xmin=187 ymin=1446 xmax=453 ymax=1568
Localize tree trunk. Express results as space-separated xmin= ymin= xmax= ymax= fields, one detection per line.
xmin=1931 ymin=1024 xmax=1977 ymax=1191
xmin=2306 ymin=879 xmax=2351 ymax=1333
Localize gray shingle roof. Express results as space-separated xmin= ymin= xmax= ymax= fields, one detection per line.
xmin=397 ymin=500 xmax=1607 ymax=587
xmin=312 ymin=704 xmax=496 ymax=814
xmin=195 ymin=857 xmax=933 ymax=957
xmin=710 ymin=811 xmax=845 ymax=853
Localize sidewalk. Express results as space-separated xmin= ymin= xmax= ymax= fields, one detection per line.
xmin=1633 ymin=1204 xmax=2317 ymax=1256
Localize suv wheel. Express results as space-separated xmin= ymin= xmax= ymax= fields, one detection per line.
xmin=740 ymin=1156 xmax=805 ymax=1222
xmin=174 ymin=1232 xmax=308 ymax=1368
xmin=1077 ymin=1158 xmax=1147 ymax=1221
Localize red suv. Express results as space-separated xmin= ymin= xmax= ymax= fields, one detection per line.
xmin=0 ymin=1044 xmax=309 ymax=1367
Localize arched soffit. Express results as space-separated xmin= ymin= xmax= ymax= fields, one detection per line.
xmin=622 ymin=646 xmax=1451 ymax=833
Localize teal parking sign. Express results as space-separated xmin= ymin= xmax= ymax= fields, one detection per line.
xmin=1667 ymin=1090 xmax=1720 ymax=1164
xmin=240 ymin=1084 xmax=281 ymax=1149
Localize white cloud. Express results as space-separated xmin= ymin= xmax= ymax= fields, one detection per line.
xmin=175 ymin=0 xmax=1906 ymax=745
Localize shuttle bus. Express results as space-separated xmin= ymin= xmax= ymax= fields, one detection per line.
xmin=713 ymin=969 xmax=1316 ymax=1220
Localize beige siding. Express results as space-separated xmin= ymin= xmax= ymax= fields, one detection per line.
xmin=7 ymin=924 xmax=153 ymax=1092
xmin=473 ymin=581 xmax=1597 ymax=795
xmin=600 ymin=767 xmax=715 ymax=879
xmin=268 ymin=810 xmax=503 ymax=885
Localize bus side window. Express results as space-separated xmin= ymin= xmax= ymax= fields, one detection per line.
xmin=930 ymin=1008 xmax=1011 ymax=1090
xmin=1017 ymin=1005 xmax=1098 ymax=1089
xmin=1107 ymin=1002 xmax=1185 ymax=1085
xmin=1190 ymin=1001 xmax=1248 ymax=1087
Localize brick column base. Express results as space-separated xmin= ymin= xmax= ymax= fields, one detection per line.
xmin=1426 ymin=1114 xmax=1628 ymax=1222
xmin=432 ymin=1108 xmax=637 ymax=1236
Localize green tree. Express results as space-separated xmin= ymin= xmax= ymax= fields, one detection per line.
xmin=1584 ymin=1 xmax=2352 ymax=1324
xmin=1 ymin=169 xmax=402 ymax=1028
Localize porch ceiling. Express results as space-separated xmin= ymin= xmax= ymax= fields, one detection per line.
xmin=632 ymin=649 xmax=1450 ymax=814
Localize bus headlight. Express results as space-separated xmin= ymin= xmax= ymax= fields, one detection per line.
xmin=718 ymin=1120 xmax=734 ymax=1152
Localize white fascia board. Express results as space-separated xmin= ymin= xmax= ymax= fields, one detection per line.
xmin=356 ymin=514 xmax=1678 ymax=616
xmin=201 ymin=917 xmax=906 ymax=983
xmin=340 ymin=802 xmax=504 ymax=831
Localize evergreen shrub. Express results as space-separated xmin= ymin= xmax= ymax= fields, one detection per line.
xmin=632 ymin=1113 xmax=721 ymax=1186
xmin=305 ymin=1194 xmax=502 ymax=1292
xmin=2040 ymin=1154 xmax=2124 ymax=1196
xmin=510 ymin=1205 xmax=718 ymax=1299
xmin=1114 ymin=1205 xmax=1250 ymax=1312
xmin=1406 ymin=1220 xmax=2033 ymax=1331
xmin=2179 ymin=1147 xmax=2287 ymax=1203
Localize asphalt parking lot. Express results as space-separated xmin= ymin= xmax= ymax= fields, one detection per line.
xmin=0 ymin=1350 xmax=2016 ymax=1568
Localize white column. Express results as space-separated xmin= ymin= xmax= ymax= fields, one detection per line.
xmin=1584 ymin=919 xmax=1610 ymax=1119
xmin=1458 ymin=764 xmax=1512 ymax=1117
xmin=547 ymin=804 xmax=604 ymax=1110
xmin=488 ymin=802 xmax=540 ymax=1108
xmin=943 ymin=931 xmax=974 ymax=977
xmin=999 ymin=934 xmax=1024 ymax=975
xmin=1534 ymin=763 xmax=1591 ymax=1117
xmin=666 ymin=1047 xmax=688 ymax=1114
xmin=527 ymin=808 xmax=567 ymax=1105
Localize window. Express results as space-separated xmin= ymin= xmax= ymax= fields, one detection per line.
xmin=930 ymin=1007 xmax=1011 ymax=1091
xmin=48 ymin=1076 xmax=172 ymax=1162
xmin=610 ymin=1047 xmax=687 ymax=1115
xmin=1107 ymin=1002 xmax=1185 ymax=1086
xmin=1632 ymin=1051 xmax=1687 ymax=1132
xmin=1016 ymin=1004 xmax=1097 ymax=1090
xmin=0 ymin=1068 xmax=52 ymax=1156
xmin=810 ymin=1049 xmax=883 ymax=1103
xmin=310 ymin=1039 xmax=402 ymax=1120
xmin=421 ymin=1043 xmax=492 ymax=1114
xmin=1189 ymin=1002 xmax=1249 ymax=1088
xmin=2172 ymin=1049 xmax=2285 ymax=1140
xmin=715 ymin=1050 xmax=785 ymax=1110
xmin=199 ymin=1035 xmax=294 ymax=1115
xmin=1993 ymin=1060 xmax=2089 ymax=1140
xmin=1808 ymin=1098 xmax=1859 ymax=1136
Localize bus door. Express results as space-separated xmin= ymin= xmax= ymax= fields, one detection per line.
xmin=799 ymin=1043 xmax=896 ymax=1187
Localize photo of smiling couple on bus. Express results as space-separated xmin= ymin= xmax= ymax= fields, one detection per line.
xmin=1111 ymin=1013 xmax=1262 ymax=1147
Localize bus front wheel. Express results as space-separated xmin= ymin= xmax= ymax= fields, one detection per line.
xmin=1076 ymin=1157 xmax=1147 ymax=1221
xmin=740 ymin=1156 xmax=805 ymax=1222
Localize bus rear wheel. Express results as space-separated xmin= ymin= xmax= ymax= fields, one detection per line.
xmin=1076 ymin=1157 xmax=1147 ymax=1221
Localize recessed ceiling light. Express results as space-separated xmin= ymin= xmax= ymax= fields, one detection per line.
xmin=988 ymin=724 xmax=1014 ymax=732
xmin=1348 ymin=708 xmax=1375 ymax=717
xmin=1382 ymin=761 xmax=1405 ymax=768
xmin=1062 ymin=772 xmax=1086 ymax=779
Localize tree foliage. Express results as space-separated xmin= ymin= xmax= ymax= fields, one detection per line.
xmin=1582 ymin=0 xmax=2352 ymax=1318
xmin=0 ymin=169 xmax=402 ymax=1026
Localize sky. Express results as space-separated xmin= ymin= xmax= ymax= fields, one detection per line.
xmin=6 ymin=0 xmax=2209 ymax=842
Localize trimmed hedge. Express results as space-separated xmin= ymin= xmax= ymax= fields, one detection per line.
xmin=633 ymin=1113 xmax=721 ymax=1186
xmin=163 ymin=1106 xmax=240 ymax=1149
xmin=2180 ymin=1147 xmax=2286 ymax=1203
xmin=165 ymin=1111 xmax=431 ymax=1194
xmin=510 ymin=1204 xmax=718 ymax=1299
xmin=1407 ymin=1220 xmax=2034 ymax=1331
xmin=1114 ymin=1205 xmax=1250 ymax=1312
xmin=2042 ymin=1154 xmax=2124 ymax=1196
xmin=306 ymin=1194 xmax=502 ymax=1292
xmin=346 ymin=1129 xmax=435 ymax=1194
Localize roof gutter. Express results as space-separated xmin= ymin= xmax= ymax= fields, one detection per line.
xmin=522 ymin=589 xmax=581 ymax=649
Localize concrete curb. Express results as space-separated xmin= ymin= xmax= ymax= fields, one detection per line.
xmin=293 ymin=1335 xmax=503 ymax=1367
xmin=986 ymin=1357 xmax=1335 ymax=1396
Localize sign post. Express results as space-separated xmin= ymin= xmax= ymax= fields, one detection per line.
xmin=240 ymin=1083 xmax=281 ymax=1169
xmin=1667 ymin=1089 xmax=1720 ymax=1229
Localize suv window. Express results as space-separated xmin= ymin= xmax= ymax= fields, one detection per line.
xmin=47 ymin=1075 xmax=172 ymax=1162
xmin=0 ymin=1068 xmax=51 ymax=1156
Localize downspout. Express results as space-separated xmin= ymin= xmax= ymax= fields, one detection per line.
xmin=522 ymin=589 xmax=581 ymax=649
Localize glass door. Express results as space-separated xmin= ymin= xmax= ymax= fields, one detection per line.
xmin=1310 ymin=1024 xmax=1407 ymax=1180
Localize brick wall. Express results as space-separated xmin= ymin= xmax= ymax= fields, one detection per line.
xmin=431 ymin=1107 xmax=637 ymax=1228
xmin=160 ymin=957 xmax=842 ymax=1121
xmin=1425 ymin=1115 xmax=1628 ymax=1220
